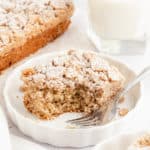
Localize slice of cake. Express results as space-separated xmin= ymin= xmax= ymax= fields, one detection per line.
xmin=0 ymin=0 xmax=73 ymax=71
xmin=21 ymin=50 xmax=125 ymax=120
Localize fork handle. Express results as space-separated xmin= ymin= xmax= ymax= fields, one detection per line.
xmin=118 ymin=66 xmax=150 ymax=100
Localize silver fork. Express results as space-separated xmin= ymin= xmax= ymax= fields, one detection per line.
xmin=67 ymin=66 xmax=150 ymax=127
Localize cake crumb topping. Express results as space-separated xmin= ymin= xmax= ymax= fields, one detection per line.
xmin=118 ymin=108 xmax=129 ymax=116
xmin=0 ymin=0 xmax=73 ymax=51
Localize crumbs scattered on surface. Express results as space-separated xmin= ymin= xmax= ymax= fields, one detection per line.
xmin=136 ymin=134 xmax=150 ymax=147
xmin=118 ymin=108 xmax=129 ymax=116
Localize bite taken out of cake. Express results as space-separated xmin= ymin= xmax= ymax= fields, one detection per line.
xmin=21 ymin=50 xmax=125 ymax=120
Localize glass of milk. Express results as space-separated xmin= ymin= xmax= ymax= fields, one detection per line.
xmin=87 ymin=0 xmax=149 ymax=54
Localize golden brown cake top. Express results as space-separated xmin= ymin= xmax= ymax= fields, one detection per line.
xmin=0 ymin=0 xmax=73 ymax=52
xmin=22 ymin=50 xmax=125 ymax=92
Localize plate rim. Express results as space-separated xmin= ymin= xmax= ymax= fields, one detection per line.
xmin=3 ymin=49 xmax=142 ymax=131
xmin=3 ymin=49 xmax=142 ymax=147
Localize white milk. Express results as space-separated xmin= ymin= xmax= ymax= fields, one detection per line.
xmin=88 ymin=0 xmax=147 ymax=40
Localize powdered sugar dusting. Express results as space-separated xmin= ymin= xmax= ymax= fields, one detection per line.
xmin=23 ymin=50 xmax=124 ymax=91
xmin=0 ymin=0 xmax=73 ymax=51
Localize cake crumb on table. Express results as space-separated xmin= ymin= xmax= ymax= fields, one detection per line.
xmin=136 ymin=134 xmax=150 ymax=147
xmin=118 ymin=108 xmax=129 ymax=116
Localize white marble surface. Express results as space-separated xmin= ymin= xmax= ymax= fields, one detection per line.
xmin=0 ymin=0 xmax=150 ymax=150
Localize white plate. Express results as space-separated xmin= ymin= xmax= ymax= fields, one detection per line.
xmin=4 ymin=50 xmax=141 ymax=147
xmin=94 ymin=130 xmax=150 ymax=150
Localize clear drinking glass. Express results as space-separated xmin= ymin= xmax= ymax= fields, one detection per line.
xmin=87 ymin=0 xmax=149 ymax=55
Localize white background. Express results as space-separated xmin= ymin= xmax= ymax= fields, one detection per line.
xmin=0 ymin=0 xmax=150 ymax=150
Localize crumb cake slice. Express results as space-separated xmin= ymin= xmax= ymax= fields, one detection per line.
xmin=0 ymin=0 xmax=73 ymax=71
xmin=21 ymin=50 xmax=125 ymax=120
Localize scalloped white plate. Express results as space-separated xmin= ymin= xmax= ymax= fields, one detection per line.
xmin=94 ymin=130 xmax=150 ymax=150
xmin=4 ymin=50 xmax=141 ymax=147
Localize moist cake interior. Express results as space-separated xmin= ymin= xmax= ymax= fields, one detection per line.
xmin=21 ymin=50 xmax=125 ymax=120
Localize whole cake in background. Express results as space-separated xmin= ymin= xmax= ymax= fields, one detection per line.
xmin=21 ymin=50 xmax=125 ymax=120
xmin=0 ymin=0 xmax=73 ymax=71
